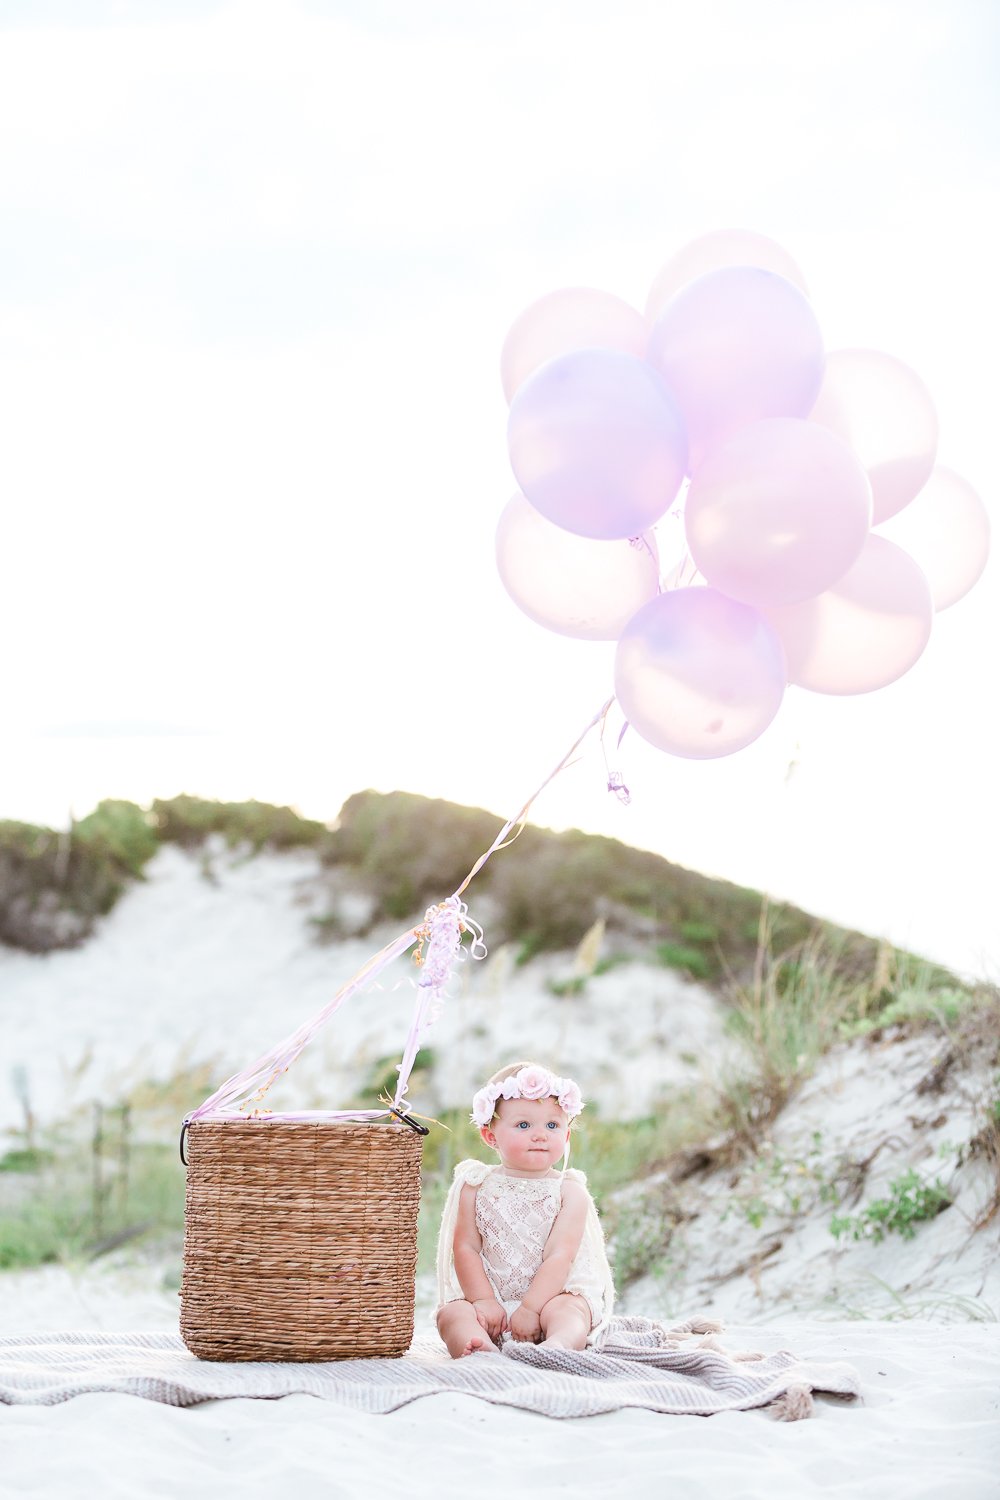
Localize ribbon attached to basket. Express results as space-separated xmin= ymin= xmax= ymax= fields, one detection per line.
xmin=182 ymin=695 xmax=618 ymax=1135
xmin=182 ymin=897 xmax=483 ymax=1130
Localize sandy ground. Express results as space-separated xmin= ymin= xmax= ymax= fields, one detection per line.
xmin=1 ymin=1262 xmax=998 ymax=1500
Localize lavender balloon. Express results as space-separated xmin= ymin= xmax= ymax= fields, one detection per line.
xmin=685 ymin=418 xmax=872 ymax=606
xmin=809 ymin=349 xmax=938 ymax=524
xmin=615 ymin=588 xmax=787 ymax=759
xmin=877 ymin=467 xmax=991 ymax=611
xmin=762 ymin=535 xmax=933 ymax=694
xmin=495 ymin=493 xmax=661 ymax=640
xmin=508 ymin=349 xmax=688 ymax=540
xmin=501 ymin=287 xmax=647 ymax=404
xmin=646 ymin=229 xmax=808 ymax=324
xmin=647 ymin=267 xmax=826 ymax=472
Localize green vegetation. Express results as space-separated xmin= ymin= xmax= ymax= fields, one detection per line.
xmin=723 ymin=1132 xmax=843 ymax=1231
xmin=713 ymin=922 xmax=978 ymax=1157
xmin=323 ymin=790 xmax=891 ymax=985
xmin=150 ymin=795 xmax=328 ymax=853
xmin=830 ymin=1169 xmax=952 ymax=1244
xmin=74 ymin=800 xmax=160 ymax=878
xmin=0 ymin=796 xmax=329 ymax=952
xmin=0 ymin=1103 xmax=186 ymax=1270
xmin=656 ymin=941 xmax=711 ymax=980
xmin=0 ymin=815 xmax=129 ymax=950
xmin=0 ymin=1058 xmax=218 ymax=1271
xmin=841 ymin=984 xmax=975 ymax=1038
xmin=1 ymin=788 xmax=897 ymax=986
xmin=324 ymin=792 xmax=499 ymax=923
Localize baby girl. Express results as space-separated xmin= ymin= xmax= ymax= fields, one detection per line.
xmin=435 ymin=1060 xmax=614 ymax=1357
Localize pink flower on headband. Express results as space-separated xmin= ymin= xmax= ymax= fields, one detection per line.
xmin=514 ymin=1065 xmax=554 ymax=1100
xmin=557 ymin=1080 xmax=583 ymax=1117
xmin=470 ymin=1087 xmax=495 ymax=1124
xmin=470 ymin=1066 xmax=585 ymax=1127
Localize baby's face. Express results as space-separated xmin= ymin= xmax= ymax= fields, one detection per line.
xmin=482 ymin=1095 xmax=569 ymax=1174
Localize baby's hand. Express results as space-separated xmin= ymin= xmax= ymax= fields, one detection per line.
xmin=508 ymin=1303 xmax=542 ymax=1343
xmin=472 ymin=1298 xmax=507 ymax=1343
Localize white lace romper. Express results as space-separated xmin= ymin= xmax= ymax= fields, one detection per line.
xmin=436 ymin=1160 xmax=615 ymax=1346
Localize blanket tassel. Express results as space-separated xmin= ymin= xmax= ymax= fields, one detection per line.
xmin=675 ymin=1316 xmax=725 ymax=1336
xmin=770 ymin=1382 xmax=815 ymax=1422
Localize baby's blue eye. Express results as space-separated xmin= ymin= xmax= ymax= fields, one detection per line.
xmin=516 ymin=1120 xmax=529 ymax=1129
xmin=546 ymin=1121 xmax=559 ymax=1130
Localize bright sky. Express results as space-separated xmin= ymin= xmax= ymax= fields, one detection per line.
xmin=1 ymin=0 xmax=997 ymax=978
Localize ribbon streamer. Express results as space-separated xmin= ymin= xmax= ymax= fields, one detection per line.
xmin=185 ymin=694 xmax=618 ymax=1125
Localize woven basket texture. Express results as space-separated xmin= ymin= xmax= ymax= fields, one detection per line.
xmin=180 ymin=1119 xmax=423 ymax=1362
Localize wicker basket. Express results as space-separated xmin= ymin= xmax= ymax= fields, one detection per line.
xmin=179 ymin=1118 xmax=424 ymax=1361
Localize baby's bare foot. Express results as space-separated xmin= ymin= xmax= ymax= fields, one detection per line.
xmin=461 ymin=1333 xmax=499 ymax=1356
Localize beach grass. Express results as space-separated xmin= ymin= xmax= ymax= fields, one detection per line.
xmin=0 ymin=1114 xmax=185 ymax=1271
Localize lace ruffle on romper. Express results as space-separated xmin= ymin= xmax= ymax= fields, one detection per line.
xmin=436 ymin=1162 xmax=615 ymax=1344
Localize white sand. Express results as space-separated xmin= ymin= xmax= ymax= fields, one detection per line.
xmin=2 ymin=1263 xmax=999 ymax=1499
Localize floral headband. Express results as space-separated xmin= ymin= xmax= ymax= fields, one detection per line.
xmin=470 ymin=1064 xmax=584 ymax=1128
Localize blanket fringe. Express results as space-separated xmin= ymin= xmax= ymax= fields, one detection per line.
xmin=673 ymin=1316 xmax=725 ymax=1336
xmin=770 ymin=1382 xmax=814 ymax=1422
xmin=697 ymin=1335 xmax=728 ymax=1354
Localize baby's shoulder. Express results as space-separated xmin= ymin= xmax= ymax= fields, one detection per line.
xmin=560 ymin=1168 xmax=593 ymax=1203
xmin=451 ymin=1157 xmax=496 ymax=1190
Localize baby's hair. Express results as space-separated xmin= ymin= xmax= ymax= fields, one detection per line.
xmin=485 ymin=1061 xmax=538 ymax=1087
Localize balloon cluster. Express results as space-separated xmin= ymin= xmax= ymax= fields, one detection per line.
xmin=497 ymin=230 xmax=990 ymax=760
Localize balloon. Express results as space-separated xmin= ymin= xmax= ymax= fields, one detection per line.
xmin=761 ymin=534 xmax=933 ymax=695
xmin=507 ymin=349 xmax=688 ymax=540
xmin=647 ymin=267 xmax=825 ymax=472
xmin=646 ymin=229 xmax=808 ymax=324
xmin=808 ymin=349 xmax=938 ymax=524
xmin=877 ymin=467 xmax=991 ymax=610
xmin=495 ymin=493 xmax=661 ymax=640
xmin=500 ymin=287 xmax=648 ymax=404
xmin=684 ymin=418 xmax=872 ymax=607
xmin=614 ymin=587 xmax=787 ymax=759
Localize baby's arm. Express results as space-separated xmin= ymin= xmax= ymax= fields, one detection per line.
xmin=453 ymin=1181 xmax=507 ymax=1342
xmin=509 ymin=1179 xmax=588 ymax=1341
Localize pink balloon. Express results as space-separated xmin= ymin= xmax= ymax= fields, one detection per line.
xmin=761 ymin=535 xmax=933 ymax=695
xmin=614 ymin=587 xmax=787 ymax=760
xmin=684 ymin=418 xmax=872 ymax=607
xmin=646 ymin=229 xmax=808 ymax=324
xmin=507 ymin=349 xmax=688 ymax=540
xmin=647 ymin=267 xmax=826 ymax=473
xmin=877 ymin=467 xmax=991 ymax=611
xmin=808 ymin=349 xmax=938 ymax=524
xmin=500 ymin=287 xmax=648 ymax=404
xmin=495 ymin=493 xmax=660 ymax=640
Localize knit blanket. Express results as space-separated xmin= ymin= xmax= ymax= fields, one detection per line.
xmin=0 ymin=1317 xmax=860 ymax=1419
